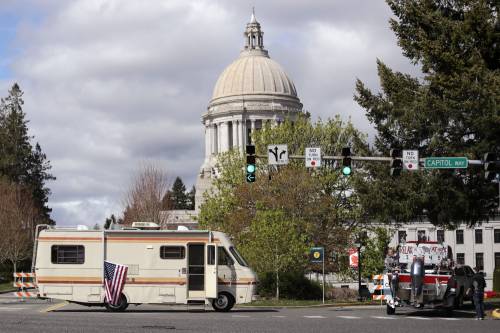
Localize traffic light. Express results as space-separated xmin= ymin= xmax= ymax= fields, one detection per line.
xmin=341 ymin=147 xmax=352 ymax=176
xmin=246 ymin=145 xmax=256 ymax=183
xmin=484 ymin=153 xmax=500 ymax=181
xmin=390 ymin=149 xmax=403 ymax=177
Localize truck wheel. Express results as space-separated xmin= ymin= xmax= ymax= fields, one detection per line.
xmin=212 ymin=292 xmax=235 ymax=312
xmin=105 ymin=294 xmax=128 ymax=312
xmin=386 ymin=305 xmax=396 ymax=315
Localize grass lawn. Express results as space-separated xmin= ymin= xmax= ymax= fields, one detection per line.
xmin=241 ymin=299 xmax=378 ymax=307
xmin=0 ymin=282 xmax=15 ymax=293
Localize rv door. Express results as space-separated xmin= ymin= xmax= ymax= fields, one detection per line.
xmin=205 ymin=243 xmax=218 ymax=298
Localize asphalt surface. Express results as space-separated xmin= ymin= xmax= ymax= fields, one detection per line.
xmin=0 ymin=294 xmax=498 ymax=332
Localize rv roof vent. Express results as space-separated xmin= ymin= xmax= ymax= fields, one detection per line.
xmin=177 ymin=226 xmax=189 ymax=231
xmin=131 ymin=222 xmax=160 ymax=230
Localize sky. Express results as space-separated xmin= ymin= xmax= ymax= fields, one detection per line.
xmin=0 ymin=0 xmax=421 ymax=226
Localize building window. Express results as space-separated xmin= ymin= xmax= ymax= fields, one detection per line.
xmin=475 ymin=253 xmax=484 ymax=271
xmin=475 ymin=229 xmax=483 ymax=244
xmin=437 ymin=230 xmax=445 ymax=243
xmin=495 ymin=252 xmax=500 ymax=269
xmin=495 ymin=229 xmax=500 ymax=243
xmin=160 ymin=246 xmax=185 ymax=259
xmin=398 ymin=230 xmax=407 ymax=243
xmin=417 ymin=230 xmax=426 ymax=242
xmin=51 ymin=245 xmax=85 ymax=264
xmin=456 ymin=253 xmax=465 ymax=265
xmin=456 ymin=230 xmax=464 ymax=244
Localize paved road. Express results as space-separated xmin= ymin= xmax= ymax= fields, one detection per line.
xmin=0 ymin=295 xmax=498 ymax=332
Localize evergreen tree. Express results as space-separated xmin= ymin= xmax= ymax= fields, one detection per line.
xmin=166 ymin=177 xmax=189 ymax=209
xmin=354 ymin=0 xmax=500 ymax=227
xmin=0 ymin=84 xmax=55 ymax=224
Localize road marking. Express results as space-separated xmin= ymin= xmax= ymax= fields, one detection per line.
xmin=407 ymin=316 xmax=431 ymax=320
xmin=41 ymin=301 xmax=68 ymax=313
xmin=0 ymin=307 xmax=24 ymax=311
xmin=438 ymin=317 xmax=460 ymax=321
xmin=272 ymin=315 xmax=286 ymax=318
xmin=304 ymin=315 xmax=326 ymax=319
xmin=337 ymin=316 xmax=361 ymax=319
xmin=371 ymin=316 xmax=396 ymax=320
xmin=231 ymin=315 xmax=250 ymax=318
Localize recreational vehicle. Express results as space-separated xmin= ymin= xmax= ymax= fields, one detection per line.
xmin=32 ymin=223 xmax=257 ymax=311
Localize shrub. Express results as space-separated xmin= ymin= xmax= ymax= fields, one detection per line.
xmin=257 ymin=271 xmax=322 ymax=300
xmin=326 ymin=287 xmax=359 ymax=302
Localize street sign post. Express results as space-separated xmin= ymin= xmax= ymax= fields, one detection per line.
xmin=424 ymin=157 xmax=468 ymax=169
xmin=309 ymin=247 xmax=325 ymax=304
xmin=267 ymin=144 xmax=289 ymax=165
xmin=305 ymin=147 xmax=321 ymax=168
xmin=403 ymin=150 xmax=419 ymax=171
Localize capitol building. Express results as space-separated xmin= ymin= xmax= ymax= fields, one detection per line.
xmin=194 ymin=12 xmax=303 ymax=208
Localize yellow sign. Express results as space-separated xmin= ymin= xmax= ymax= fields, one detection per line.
xmin=313 ymin=251 xmax=321 ymax=259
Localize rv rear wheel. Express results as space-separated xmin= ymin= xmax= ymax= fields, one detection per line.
xmin=212 ymin=292 xmax=235 ymax=312
xmin=105 ymin=294 xmax=129 ymax=312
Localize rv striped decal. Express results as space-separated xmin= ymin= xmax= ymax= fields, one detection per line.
xmin=38 ymin=237 xmax=102 ymax=242
xmin=38 ymin=237 xmax=220 ymax=243
xmin=36 ymin=276 xmax=256 ymax=286
xmin=106 ymin=237 xmax=220 ymax=243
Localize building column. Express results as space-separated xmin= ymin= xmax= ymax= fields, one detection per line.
xmin=205 ymin=124 xmax=210 ymax=158
xmin=218 ymin=121 xmax=228 ymax=152
xmin=240 ymin=117 xmax=246 ymax=152
xmin=213 ymin=123 xmax=218 ymax=154
xmin=232 ymin=120 xmax=238 ymax=150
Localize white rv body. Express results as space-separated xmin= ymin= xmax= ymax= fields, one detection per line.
xmin=33 ymin=226 xmax=257 ymax=311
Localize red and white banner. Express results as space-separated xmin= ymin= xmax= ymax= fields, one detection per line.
xmin=349 ymin=248 xmax=359 ymax=268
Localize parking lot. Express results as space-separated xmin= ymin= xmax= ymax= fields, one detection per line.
xmin=1 ymin=293 xmax=499 ymax=333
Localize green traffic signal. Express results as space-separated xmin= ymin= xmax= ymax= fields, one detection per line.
xmin=342 ymin=166 xmax=352 ymax=176
xmin=246 ymin=164 xmax=256 ymax=173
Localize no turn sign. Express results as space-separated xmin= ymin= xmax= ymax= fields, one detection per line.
xmin=403 ymin=150 xmax=419 ymax=171
xmin=305 ymin=147 xmax=321 ymax=168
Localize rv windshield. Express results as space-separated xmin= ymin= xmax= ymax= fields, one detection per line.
xmin=229 ymin=246 xmax=248 ymax=267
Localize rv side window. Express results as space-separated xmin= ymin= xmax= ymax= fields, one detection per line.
xmin=218 ymin=247 xmax=234 ymax=266
xmin=229 ymin=246 xmax=248 ymax=267
xmin=51 ymin=245 xmax=85 ymax=264
xmin=160 ymin=246 xmax=185 ymax=259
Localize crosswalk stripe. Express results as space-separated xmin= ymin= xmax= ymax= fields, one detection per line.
xmin=371 ymin=316 xmax=396 ymax=320
xmin=337 ymin=316 xmax=361 ymax=319
xmin=407 ymin=316 xmax=431 ymax=320
xmin=231 ymin=315 xmax=250 ymax=318
xmin=272 ymin=315 xmax=286 ymax=318
xmin=438 ymin=317 xmax=460 ymax=321
xmin=304 ymin=315 xmax=326 ymax=319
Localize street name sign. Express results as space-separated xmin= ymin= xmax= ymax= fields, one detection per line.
xmin=403 ymin=150 xmax=419 ymax=171
xmin=305 ymin=147 xmax=321 ymax=168
xmin=424 ymin=157 xmax=468 ymax=169
xmin=268 ymin=144 xmax=289 ymax=165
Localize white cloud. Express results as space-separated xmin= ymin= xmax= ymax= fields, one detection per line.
xmin=3 ymin=0 xmax=420 ymax=226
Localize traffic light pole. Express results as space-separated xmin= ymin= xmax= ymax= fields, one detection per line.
xmin=256 ymin=154 xmax=484 ymax=165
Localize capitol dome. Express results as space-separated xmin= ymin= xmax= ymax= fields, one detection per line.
xmin=211 ymin=49 xmax=299 ymax=102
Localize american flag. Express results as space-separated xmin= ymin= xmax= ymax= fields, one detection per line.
xmin=104 ymin=261 xmax=128 ymax=306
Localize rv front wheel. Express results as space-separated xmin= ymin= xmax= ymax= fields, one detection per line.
xmin=212 ymin=292 xmax=235 ymax=312
xmin=105 ymin=294 xmax=129 ymax=312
